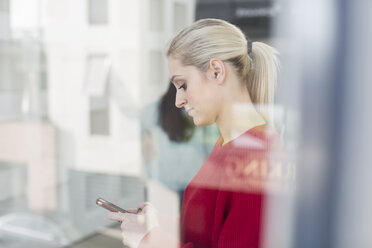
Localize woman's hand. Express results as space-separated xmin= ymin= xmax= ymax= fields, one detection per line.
xmin=108 ymin=202 xmax=159 ymax=248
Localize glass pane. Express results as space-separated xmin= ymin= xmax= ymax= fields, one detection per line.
xmin=0 ymin=0 xmax=9 ymax=11
xmin=0 ymin=0 xmax=9 ymax=40
xmin=88 ymin=0 xmax=108 ymax=25
xmin=84 ymin=55 xmax=111 ymax=97
xmin=173 ymin=3 xmax=187 ymax=32
xmin=5 ymin=0 xmax=372 ymax=247
xmin=89 ymin=96 xmax=109 ymax=135
xmin=149 ymin=0 xmax=163 ymax=32
xmin=146 ymin=50 xmax=165 ymax=100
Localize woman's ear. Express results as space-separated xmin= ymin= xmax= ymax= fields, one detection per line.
xmin=207 ymin=58 xmax=226 ymax=84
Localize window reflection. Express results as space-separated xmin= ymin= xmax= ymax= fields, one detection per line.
xmin=1 ymin=0 xmax=371 ymax=247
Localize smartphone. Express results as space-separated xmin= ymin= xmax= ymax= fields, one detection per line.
xmin=96 ymin=197 xmax=129 ymax=213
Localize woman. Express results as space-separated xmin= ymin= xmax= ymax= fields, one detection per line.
xmin=109 ymin=18 xmax=281 ymax=248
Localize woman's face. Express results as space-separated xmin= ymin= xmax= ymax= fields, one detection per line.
xmin=168 ymin=56 xmax=221 ymax=126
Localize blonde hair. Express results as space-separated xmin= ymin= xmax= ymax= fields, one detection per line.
xmin=166 ymin=18 xmax=279 ymax=123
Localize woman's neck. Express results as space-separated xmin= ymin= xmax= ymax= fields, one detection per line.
xmin=215 ymin=68 xmax=267 ymax=146
xmin=216 ymin=100 xmax=266 ymax=146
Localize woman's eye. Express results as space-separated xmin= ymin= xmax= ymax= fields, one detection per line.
xmin=178 ymin=83 xmax=187 ymax=90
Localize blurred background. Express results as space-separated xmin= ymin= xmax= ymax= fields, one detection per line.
xmin=0 ymin=0 xmax=371 ymax=247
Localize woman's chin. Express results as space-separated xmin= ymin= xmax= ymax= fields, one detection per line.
xmin=192 ymin=117 xmax=202 ymax=126
xmin=193 ymin=117 xmax=212 ymax=127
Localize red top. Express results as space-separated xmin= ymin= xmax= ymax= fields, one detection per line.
xmin=140 ymin=125 xmax=283 ymax=248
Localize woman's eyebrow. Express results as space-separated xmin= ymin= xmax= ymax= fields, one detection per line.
xmin=170 ymin=75 xmax=181 ymax=83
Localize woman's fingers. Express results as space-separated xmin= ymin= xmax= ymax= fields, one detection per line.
xmin=137 ymin=202 xmax=154 ymax=214
xmin=126 ymin=208 xmax=138 ymax=214
xmin=106 ymin=203 xmax=158 ymax=247
xmin=120 ymin=213 xmax=146 ymax=232
xmin=137 ymin=202 xmax=152 ymax=210
xmin=107 ymin=211 xmax=125 ymax=222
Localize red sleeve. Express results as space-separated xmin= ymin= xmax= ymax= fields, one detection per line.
xmin=139 ymin=193 xmax=264 ymax=248
xmin=216 ymin=191 xmax=264 ymax=247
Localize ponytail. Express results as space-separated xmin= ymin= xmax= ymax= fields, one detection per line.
xmin=247 ymin=42 xmax=279 ymax=124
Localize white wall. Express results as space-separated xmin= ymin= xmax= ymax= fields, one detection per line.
xmin=41 ymin=0 xmax=195 ymax=176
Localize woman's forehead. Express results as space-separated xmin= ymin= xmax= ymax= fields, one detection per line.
xmin=168 ymin=57 xmax=192 ymax=75
xmin=168 ymin=56 xmax=182 ymax=68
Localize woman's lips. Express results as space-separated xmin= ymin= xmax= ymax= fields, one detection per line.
xmin=185 ymin=108 xmax=194 ymax=116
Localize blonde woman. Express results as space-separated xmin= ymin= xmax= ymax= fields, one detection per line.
xmin=109 ymin=18 xmax=281 ymax=248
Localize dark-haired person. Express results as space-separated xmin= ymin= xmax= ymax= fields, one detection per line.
xmin=140 ymin=82 xmax=218 ymax=200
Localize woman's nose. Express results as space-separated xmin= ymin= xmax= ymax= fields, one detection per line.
xmin=175 ymin=90 xmax=187 ymax=108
